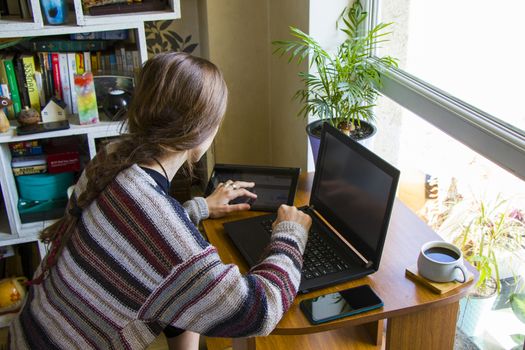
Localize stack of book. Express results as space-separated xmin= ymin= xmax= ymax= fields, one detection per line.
xmin=10 ymin=139 xmax=80 ymax=223
xmin=0 ymin=36 xmax=140 ymax=119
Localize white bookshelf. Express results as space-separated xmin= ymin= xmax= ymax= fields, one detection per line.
xmin=0 ymin=0 xmax=180 ymax=33
xmin=0 ymin=120 xmax=123 ymax=243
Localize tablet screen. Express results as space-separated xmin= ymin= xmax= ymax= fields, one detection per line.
xmin=205 ymin=164 xmax=300 ymax=212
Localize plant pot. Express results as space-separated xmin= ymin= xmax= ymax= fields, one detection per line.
xmin=306 ymin=119 xmax=377 ymax=165
xmin=457 ymin=278 xmax=498 ymax=339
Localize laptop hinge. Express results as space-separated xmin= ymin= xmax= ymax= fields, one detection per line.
xmin=308 ymin=206 xmax=373 ymax=268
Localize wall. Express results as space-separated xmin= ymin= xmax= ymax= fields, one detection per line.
xmin=306 ymin=0 xmax=351 ymax=170
xmin=198 ymin=0 xmax=310 ymax=171
xmin=268 ymin=0 xmax=309 ymax=170
xmin=199 ymin=0 xmax=271 ymax=166
xmin=145 ymin=0 xmax=202 ymax=57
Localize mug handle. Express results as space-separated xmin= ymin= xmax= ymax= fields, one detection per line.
xmin=454 ymin=265 xmax=467 ymax=283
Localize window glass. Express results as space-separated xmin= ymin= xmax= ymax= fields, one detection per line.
xmin=377 ymin=0 xmax=525 ymax=133
xmin=374 ymin=94 xmax=525 ymax=349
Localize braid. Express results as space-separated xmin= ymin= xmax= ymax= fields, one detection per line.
xmin=35 ymin=137 xmax=142 ymax=283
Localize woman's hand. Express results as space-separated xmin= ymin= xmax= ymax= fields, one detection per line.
xmin=272 ymin=205 xmax=312 ymax=233
xmin=205 ymin=180 xmax=258 ymax=218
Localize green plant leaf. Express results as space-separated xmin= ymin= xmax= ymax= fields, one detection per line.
xmin=510 ymin=293 xmax=525 ymax=323
xmin=510 ymin=334 xmax=524 ymax=345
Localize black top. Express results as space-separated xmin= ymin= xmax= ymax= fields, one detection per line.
xmin=140 ymin=167 xmax=170 ymax=194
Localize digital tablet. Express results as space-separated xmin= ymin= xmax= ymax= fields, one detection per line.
xmin=205 ymin=164 xmax=300 ymax=212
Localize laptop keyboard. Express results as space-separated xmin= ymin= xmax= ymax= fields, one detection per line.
xmin=260 ymin=219 xmax=356 ymax=279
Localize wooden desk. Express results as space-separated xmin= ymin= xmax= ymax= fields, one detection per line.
xmin=203 ymin=173 xmax=477 ymax=350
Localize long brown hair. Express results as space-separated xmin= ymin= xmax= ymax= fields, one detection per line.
xmin=34 ymin=53 xmax=228 ymax=282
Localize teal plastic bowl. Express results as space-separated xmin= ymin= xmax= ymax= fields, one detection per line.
xmin=16 ymin=172 xmax=74 ymax=201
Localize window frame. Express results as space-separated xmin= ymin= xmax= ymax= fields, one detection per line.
xmin=365 ymin=0 xmax=525 ymax=181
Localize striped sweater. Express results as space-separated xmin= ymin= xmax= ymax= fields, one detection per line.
xmin=9 ymin=165 xmax=307 ymax=349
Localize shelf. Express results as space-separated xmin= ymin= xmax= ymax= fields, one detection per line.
xmin=0 ymin=120 xmax=123 ymax=143
xmin=73 ymin=0 xmax=180 ymax=26
xmin=0 ymin=232 xmax=39 ymax=247
xmin=78 ymin=9 xmax=179 ymax=26
xmin=0 ymin=0 xmax=179 ymax=38
xmin=0 ymin=17 xmax=42 ymax=32
xmin=0 ymin=21 xmax=143 ymax=39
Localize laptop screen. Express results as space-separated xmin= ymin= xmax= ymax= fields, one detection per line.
xmin=310 ymin=124 xmax=400 ymax=269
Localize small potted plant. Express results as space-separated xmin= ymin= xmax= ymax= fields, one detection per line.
xmin=437 ymin=195 xmax=525 ymax=337
xmin=272 ymin=0 xmax=397 ymax=161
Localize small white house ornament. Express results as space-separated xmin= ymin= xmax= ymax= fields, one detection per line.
xmin=41 ymin=98 xmax=67 ymax=123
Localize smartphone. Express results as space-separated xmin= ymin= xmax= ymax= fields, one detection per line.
xmin=300 ymin=285 xmax=383 ymax=324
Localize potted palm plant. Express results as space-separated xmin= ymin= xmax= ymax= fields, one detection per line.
xmin=272 ymin=0 xmax=397 ymax=162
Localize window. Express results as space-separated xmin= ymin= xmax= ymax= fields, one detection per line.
xmin=368 ymin=0 xmax=525 ymax=348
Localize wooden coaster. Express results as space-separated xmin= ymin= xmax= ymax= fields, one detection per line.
xmin=405 ymin=264 xmax=473 ymax=294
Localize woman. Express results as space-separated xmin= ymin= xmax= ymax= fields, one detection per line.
xmin=9 ymin=52 xmax=311 ymax=350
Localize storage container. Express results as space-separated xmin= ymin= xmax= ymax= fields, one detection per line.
xmin=16 ymin=172 xmax=74 ymax=201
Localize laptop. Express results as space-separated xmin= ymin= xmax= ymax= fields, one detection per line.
xmin=224 ymin=123 xmax=400 ymax=293
xmin=205 ymin=164 xmax=300 ymax=212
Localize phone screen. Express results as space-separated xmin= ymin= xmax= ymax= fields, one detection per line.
xmin=300 ymin=285 xmax=383 ymax=324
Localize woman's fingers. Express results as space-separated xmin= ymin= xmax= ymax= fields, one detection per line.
xmin=233 ymin=188 xmax=257 ymax=199
xmin=230 ymin=181 xmax=255 ymax=189
xmin=224 ymin=203 xmax=251 ymax=212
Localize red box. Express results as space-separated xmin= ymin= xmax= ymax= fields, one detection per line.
xmin=46 ymin=151 xmax=80 ymax=174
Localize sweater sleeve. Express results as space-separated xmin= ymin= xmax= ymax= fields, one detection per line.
xmin=182 ymin=197 xmax=209 ymax=225
xmin=138 ymin=221 xmax=307 ymax=337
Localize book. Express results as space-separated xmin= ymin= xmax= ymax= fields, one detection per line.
xmin=9 ymin=140 xmax=43 ymax=156
xmin=87 ymin=0 xmax=166 ymax=15
xmin=11 ymin=154 xmax=47 ymax=167
xmin=18 ymin=0 xmax=30 ymax=19
xmin=6 ymin=0 xmax=20 ymax=15
xmin=0 ymin=0 xmax=8 ymax=15
xmin=70 ymin=30 xmax=128 ymax=40
xmin=131 ymin=50 xmax=140 ymax=74
xmin=66 ymin=53 xmax=77 ymax=114
xmin=0 ymin=56 xmax=15 ymax=118
xmin=58 ymin=53 xmax=72 ymax=115
xmin=96 ymin=51 xmax=102 ymax=72
xmin=125 ymin=50 xmax=134 ymax=73
xmin=2 ymin=54 xmax=22 ymax=115
xmin=51 ymin=53 xmax=62 ymax=100
xmin=109 ymin=52 xmax=116 ymax=71
xmin=75 ymin=53 xmax=85 ymax=74
xmin=38 ymin=52 xmax=53 ymax=102
xmin=23 ymin=39 xmax=109 ymax=52
xmin=83 ymin=51 xmax=91 ymax=73
xmin=12 ymin=164 xmax=47 ymax=176
xmin=34 ymin=71 xmax=45 ymax=107
xmin=14 ymin=55 xmax=30 ymax=109
xmin=21 ymin=54 xmax=41 ymax=112
xmin=90 ymin=53 xmax=98 ymax=72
